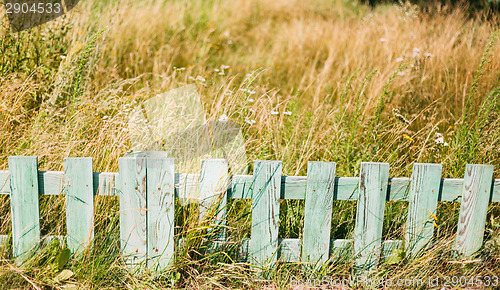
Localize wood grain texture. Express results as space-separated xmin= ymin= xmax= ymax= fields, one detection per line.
xmin=353 ymin=162 xmax=389 ymax=272
xmin=250 ymin=160 xmax=282 ymax=267
xmin=242 ymin=238 xmax=401 ymax=263
xmin=94 ymin=172 xmax=119 ymax=196
xmin=119 ymin=157 xmax=147 ymax=267
xmin=146 ymin=157 xmax=175 ymax=270
xmin=405 ymin=163 xmax=442 ymax=256
xmin=199 ymin=159 xmax=229 ymax=239
xmin=1 ymin=170 xmax=499 ymax=203
xmin=302 ymin=161 xmax=336 ymax=265
xmin=454 ymin=164 xmax=494 ymax=257
xmin=0 ymin=171 xmax=9 ymax=194
xmin=8 ymin=156 xmax=41 ymax=260
xmin=64 ymin=158 xmax=94 ymax=254
xmin=175 ymin=173 xmax=200 ymax=203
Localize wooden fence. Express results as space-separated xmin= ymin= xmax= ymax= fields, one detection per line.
xmin=0 ymin=156 xmax=499 ymax=272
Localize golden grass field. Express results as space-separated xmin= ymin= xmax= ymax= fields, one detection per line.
xmin=0 ymin=0 xmax=499 ymax=288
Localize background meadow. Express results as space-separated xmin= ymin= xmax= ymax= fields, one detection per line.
xmin=0 ymin=0 xmax=499 ymax=288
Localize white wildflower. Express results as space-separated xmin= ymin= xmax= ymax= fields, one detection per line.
xmin=244 ymin=117 xmax=256 ymax=125
xmin=219 ymin=114 xmax=228 ymax=121
xmin=283 ymin=111 xmax=292 ymax=116
xmin=196 ymin=76 xmax=206 ymax=82
xmin=435 ymin=133 xmax=445 ymax=144
xmin=424 ymin=52 xmax=433 ymax=57
xmin=270 ymin=110 xmax=279 ymax=115
xmin=247 ymin=98 xmax=254 ymax=103
xmin=412 ymin=47 xmax=421 ymax=58
xmin=380 ymin=38 xmax=388 ymax=42
xmin=214 ymin=68 xmax=220 ymax=72
xmin=60 ymin=55 xmax=66 ymax=59
xmin=396 ymin=57 xmax=404 ymax=62
xmin=239 ymin=88 xmax=256 ymax=95
xmin=221 ymin=65 xmax=230 ymax=70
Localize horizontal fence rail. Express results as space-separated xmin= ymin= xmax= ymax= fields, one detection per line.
xmin=0 ymin=156 xmax=498 ymax=271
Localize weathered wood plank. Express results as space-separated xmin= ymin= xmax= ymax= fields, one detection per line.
xmin=388 ymin=178 xmax=410 ymax=201
xmin=94 ymin=172 xmax=119 ymax=196
xmin=175 ymin=173 xmax=200 ymax=204
xmin=302 ymin=162 xmax=336 ymax=265
xmin=199 ymin=159 xmax=229 ymax=239
xmin=118 ymin=157 xmax=147 ymax=267
xmin=0 ymin=235 xmax=64 ymax=246
xmin=380 ymin=240 xmax=404 ymax=259
xmin=9 ymin=156 xmax=41 ymax=260
xmin=1 ymin=233 xmax=405 ymax=265
xmin=0 ymin=170 xmax=9 ymax=194
xmin=441 ymin=179 xmax=464 ymax=202
xmin=492 ymin=179 xmax=500 ymax=203
xmin=39 ymin=171 xmax=64 ymax=195
xmin=353 ymin=162 xmax=389 ymax=272
xmin=243 ymin=238 xmax=401 ymax=263
xmin=454 ymin=164 xmax=494 ymax=257
xmin=146 ymin=157 xmax=175 ymax=269
xmin=1 ymin=169 xmax=499 ymax=203
xmin=250 ymin=160 xmax=282 ymax=267
xmin=280 ymin=176 xmax=307 ymax=199
xmin=65 ymin=158 xmax=94 ymax=254
xmin=279 ymin=238 xmax=301 ymax=262
xmin=405 ymin=163 xmax=442 ymax=256
xmin=333 ymin=177 xmax=359 ymax=200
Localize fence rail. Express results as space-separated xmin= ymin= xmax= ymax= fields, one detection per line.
xmin=0 ymin=156 xmax=498 ymax=271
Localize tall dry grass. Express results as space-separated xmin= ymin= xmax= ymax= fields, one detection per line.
xmin=1 ymin=0 xmax=498 ymax=175
xmin=0 ymin=0 xmax=499 ymax=288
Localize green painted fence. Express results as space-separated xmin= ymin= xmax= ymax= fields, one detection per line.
xmin=0 ymin=156 xmax=499 ymax=272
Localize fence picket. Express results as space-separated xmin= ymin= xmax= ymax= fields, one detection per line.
xmin=146 ymin=157 xmax=175 ymax=269
xmin=1 ymin=155 xmax=499 ymax=271
xmin=353 ymin=162 xmax=389 ymax=272
xmin=455 ymin=164 xmax=494 ymax=257
xmin=9 ymin=156 xmax=41 ymax=261
xmin=405 ymin=163 xmax=442 ymax=256
xmin=250 ymin=160 xmax=282 ymax=267
xmin=302 ymin=161 xmax=336 ymax=266
xmin=119 ymin=157 xmax=147 ymax=267
xmin=64 ymin=157 xmax=94 ymax=254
